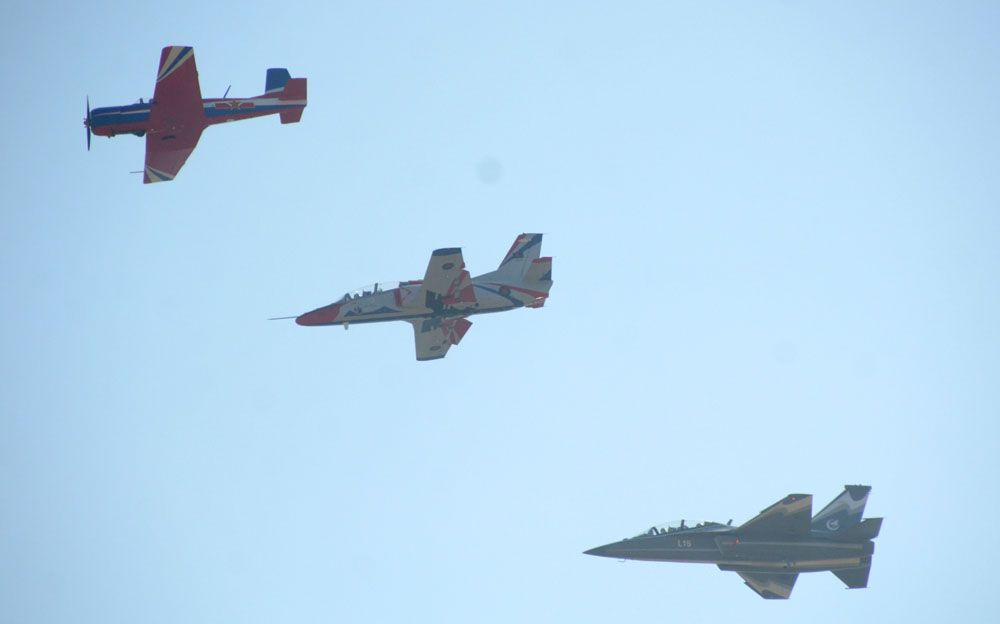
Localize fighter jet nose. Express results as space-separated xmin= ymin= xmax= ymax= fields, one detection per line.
xmin=584 ymin=545 xmax=610 ymax=558
xmin=296 ymin=304 xmax=341 ymax=326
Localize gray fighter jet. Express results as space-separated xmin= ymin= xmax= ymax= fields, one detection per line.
xmin=584 ymin=485 xmax=882 ymax=599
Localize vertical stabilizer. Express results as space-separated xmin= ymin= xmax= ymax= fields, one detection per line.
xmin=265 ymin=68 xmax=292 ymax=93
xmin=812 ymin=485 xmax=871 ymax=533
xmin=493 ymin=233 xmax=543 ymax=281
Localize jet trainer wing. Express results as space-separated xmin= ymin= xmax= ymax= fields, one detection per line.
xmin=737 ymin=494 xmax=813 ymax=536
xmin=145 ymin=46 xmax=206 ymax=183
xmin=416 ymin=247 xmax=465 ymax=310
xmin=737 ymin=572 xmax=798 ymax=599
xmin=409 ymin=317 xmax=472 ymax=361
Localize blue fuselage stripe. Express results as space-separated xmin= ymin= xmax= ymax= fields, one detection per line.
xmin=89 ymin=102 xmax=304 ymax=128
xmin=89 ymin=105 xmax=152 ymax=127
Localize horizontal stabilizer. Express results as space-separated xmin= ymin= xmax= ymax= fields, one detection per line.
xmin=524 ymin=257 xmax=552 ymax=284
xmin=280 ymin=108 xmax=304 ymax=124
xmin=737 ymin=572 xmax=798 ymax=599
xmin=278 ymin=77 xmax=307 ymax=101
xmin=833 ymin=564 xmax=871 ymax=589
xmin=833 ymin=517 xmax=882 ymax=541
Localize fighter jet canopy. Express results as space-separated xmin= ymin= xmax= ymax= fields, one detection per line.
xmin=636 ymin=520 xmax=729 ymax=537
xmin=338 ymin=281 xmax=401 ymax=302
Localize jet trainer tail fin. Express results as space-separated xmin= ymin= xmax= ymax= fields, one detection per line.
xmin=812 ymin=485 xmax=871 ymax=534
xmin=493 ymin=233 xmax=543 ymax=280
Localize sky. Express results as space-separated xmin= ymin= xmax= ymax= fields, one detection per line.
xmin=2 ymin=1 xmax=999 ymax=622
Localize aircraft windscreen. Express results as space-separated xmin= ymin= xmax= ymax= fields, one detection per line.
xmin=635 ymin=520 xmax=728 ymax=537
xmin=339 ymin=281 xmax=401 ymax=302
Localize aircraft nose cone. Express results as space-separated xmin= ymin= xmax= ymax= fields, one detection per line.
xmin=296 ymin=303 xmax=341 ymax=326
xmin=584 ymin=544 xmax=612 ymax=558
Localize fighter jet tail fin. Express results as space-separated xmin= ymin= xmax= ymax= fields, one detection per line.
xmin=811 ymin=485 xmax=871 ymax=534
xmin=832 ymin=563 xmax=872 ymax=589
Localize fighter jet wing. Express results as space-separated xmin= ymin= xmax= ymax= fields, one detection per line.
xmin=737 ymin=572 xmax=798 ymax=599
xmin=416 ymin=248 xmax=465 ymax=310
xmin=409 ymin=317 xmax=472 ymax=361
xmin=737 ymin=494 xmax=812 ymax=536
xmin=145 ymin=46 xmax=206 ymax=183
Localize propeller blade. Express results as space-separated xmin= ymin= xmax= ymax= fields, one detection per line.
xmin=85 ymin=96 xmax=91 ymax=151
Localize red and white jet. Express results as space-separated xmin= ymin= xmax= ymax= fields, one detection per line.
xmin=295 ymin=234 xmax=553 ymax=361
xmin=84 ymin=46 xmax=307 ymax=183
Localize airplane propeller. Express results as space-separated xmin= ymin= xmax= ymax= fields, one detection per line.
xmin=84 ymin=96 xmax=91 ymax=151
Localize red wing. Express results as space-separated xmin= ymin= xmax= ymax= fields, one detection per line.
xmin=145 ymin=47 xmax=206 ymax=183
xmin=150 ymin=46 xmax=203 ymax=120
xmin=143 ymin=127 xmax=204 ymax=183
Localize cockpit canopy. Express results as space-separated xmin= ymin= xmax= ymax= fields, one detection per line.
xmin=338 ymin=281 xmax=401 ymax=302
xmin=635 ymin=520 xmax=729 ymax=538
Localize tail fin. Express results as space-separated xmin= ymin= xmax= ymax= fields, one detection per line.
xmin=265 ymin=68 xmax=291 ymax=93
xmin=493 ymin=233 xmax=543 ymax=280
xmin=811 ymin=485 xmax=871 ymax=533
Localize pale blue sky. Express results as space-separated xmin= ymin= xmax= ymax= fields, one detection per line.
xmin=2 ymin=2 xmax=999 ymax=622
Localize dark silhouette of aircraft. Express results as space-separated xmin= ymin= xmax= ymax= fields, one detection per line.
xmin=585 ymin=485 xmax=882 ymax=599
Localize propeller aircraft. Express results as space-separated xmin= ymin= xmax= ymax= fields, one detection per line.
xmin=84 ymin=46 xmax=306 ymax=183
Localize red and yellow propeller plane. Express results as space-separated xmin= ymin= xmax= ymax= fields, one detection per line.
xmin=85 ymin=46 xmax=307 ymax=183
